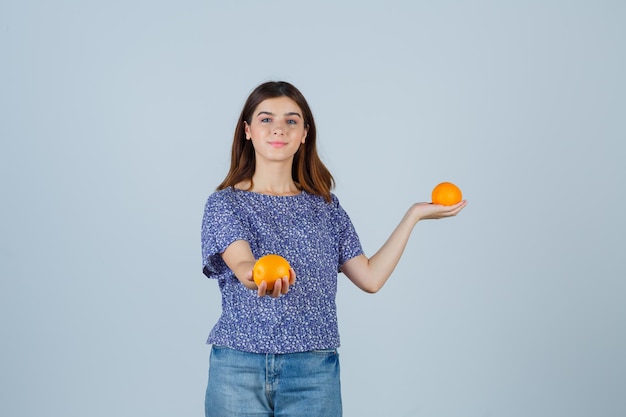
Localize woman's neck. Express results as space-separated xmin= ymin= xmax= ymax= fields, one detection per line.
xmin=251 ymin=177 xmax=300 ymax=196
xmin=238 ymin=164 xmax=301 ymax=196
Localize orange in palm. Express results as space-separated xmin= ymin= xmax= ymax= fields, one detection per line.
xmin=432 ymin=182 xmax=463 ymax=206
xmin=253 ymin=254 xmax=291 ymax=290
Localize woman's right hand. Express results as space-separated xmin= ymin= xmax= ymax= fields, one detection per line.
xmin=221 ymin=239 xmax=297 ymax=298
xmin=253 ymin=268 xmax=296 ymax=298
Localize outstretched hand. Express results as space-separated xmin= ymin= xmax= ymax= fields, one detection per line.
xmin=247 ymin=268 xmax=297 ymax=298
xmin=412 ymin=200 xmax=468 ymax=221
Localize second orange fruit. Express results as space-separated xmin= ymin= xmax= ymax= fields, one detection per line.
xmin=432 ymin=182 xmax=463 ymax=206
xmin=253 ymin=254 xmax=291 ymax=290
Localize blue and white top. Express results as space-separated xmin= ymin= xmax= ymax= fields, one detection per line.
xmin=201 ymin=187 xmax=363 ymax=354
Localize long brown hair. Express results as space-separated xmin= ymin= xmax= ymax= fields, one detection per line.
xmin=217 ymin=81 xmax=334 ymax=202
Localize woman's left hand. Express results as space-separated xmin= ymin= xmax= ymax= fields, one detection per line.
xmin=411 ymin=200 xmax=468 ymax=221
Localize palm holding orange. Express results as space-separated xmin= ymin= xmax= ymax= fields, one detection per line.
xmin=413 ymin=181 xmax=467 ymax=220
xmin=252 ymin=254 xmax=296 ymax=298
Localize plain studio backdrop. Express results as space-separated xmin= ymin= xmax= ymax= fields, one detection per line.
xmin=1 ymin=1 xmax=624 ymax=416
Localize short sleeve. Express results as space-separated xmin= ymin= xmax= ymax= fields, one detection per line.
xmin=332 ymin=194 xmax=363 ymax=269
xmin=201 ymin=190 xmax=252 ymax=279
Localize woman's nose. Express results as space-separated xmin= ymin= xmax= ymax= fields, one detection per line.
xmin=273 ymin=124 xmax=285 ymax=134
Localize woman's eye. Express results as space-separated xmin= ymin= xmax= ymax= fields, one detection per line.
xmin=287 ymin=119 xmax=297 ymax=125
xmin=261 ymin=118 xmax=271 ymax=123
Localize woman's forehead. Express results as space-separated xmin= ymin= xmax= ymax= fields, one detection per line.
xmin=254 ymin=96 xmax=302 ymax=115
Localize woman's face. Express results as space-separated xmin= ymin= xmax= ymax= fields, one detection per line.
xmin=244 ymin=96 xmax=308 ymax=165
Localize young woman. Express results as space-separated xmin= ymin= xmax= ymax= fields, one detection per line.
xmin=201 ymin=81 xmax=466 ymax=417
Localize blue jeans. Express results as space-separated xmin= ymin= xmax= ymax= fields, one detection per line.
xmin=205 ymin=346 xmax=342 ymax=417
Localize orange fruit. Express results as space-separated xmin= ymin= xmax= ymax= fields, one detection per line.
xmin=432 ymin=182 xmax=463 ymax=206
xmin=253 ymin=254 xmax=291 ymax=290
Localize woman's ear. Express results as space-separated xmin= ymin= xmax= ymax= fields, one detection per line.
xmin=244 ymin=121 xmax=251 ymax=140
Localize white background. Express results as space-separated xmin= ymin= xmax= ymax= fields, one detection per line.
xmin=1 ymin=1 xmax=625 ymax=416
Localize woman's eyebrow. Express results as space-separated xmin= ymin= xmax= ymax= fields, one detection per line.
xmin=256 ymin=111 xmax=302 ymax=118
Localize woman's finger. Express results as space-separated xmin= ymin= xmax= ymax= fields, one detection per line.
xmin=271 ymin=278 xmax=283 ymax=298
xmin=280 ymin=276 xmax=290 ymax=295
xmin=257 ymin=280 xmax=267 ymax=297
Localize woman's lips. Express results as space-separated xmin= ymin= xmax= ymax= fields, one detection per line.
xmin=268 ymin=141 xmax=287 ymax=148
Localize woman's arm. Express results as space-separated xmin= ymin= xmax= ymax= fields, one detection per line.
xmin=221 ymin=239 xmax=296 ymax=297
xmin=340 ymin=201 xmax=467 ymax=293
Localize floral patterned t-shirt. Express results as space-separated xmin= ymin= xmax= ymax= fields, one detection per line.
xmin=201 ymin=187 xmax=363 ymax=354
